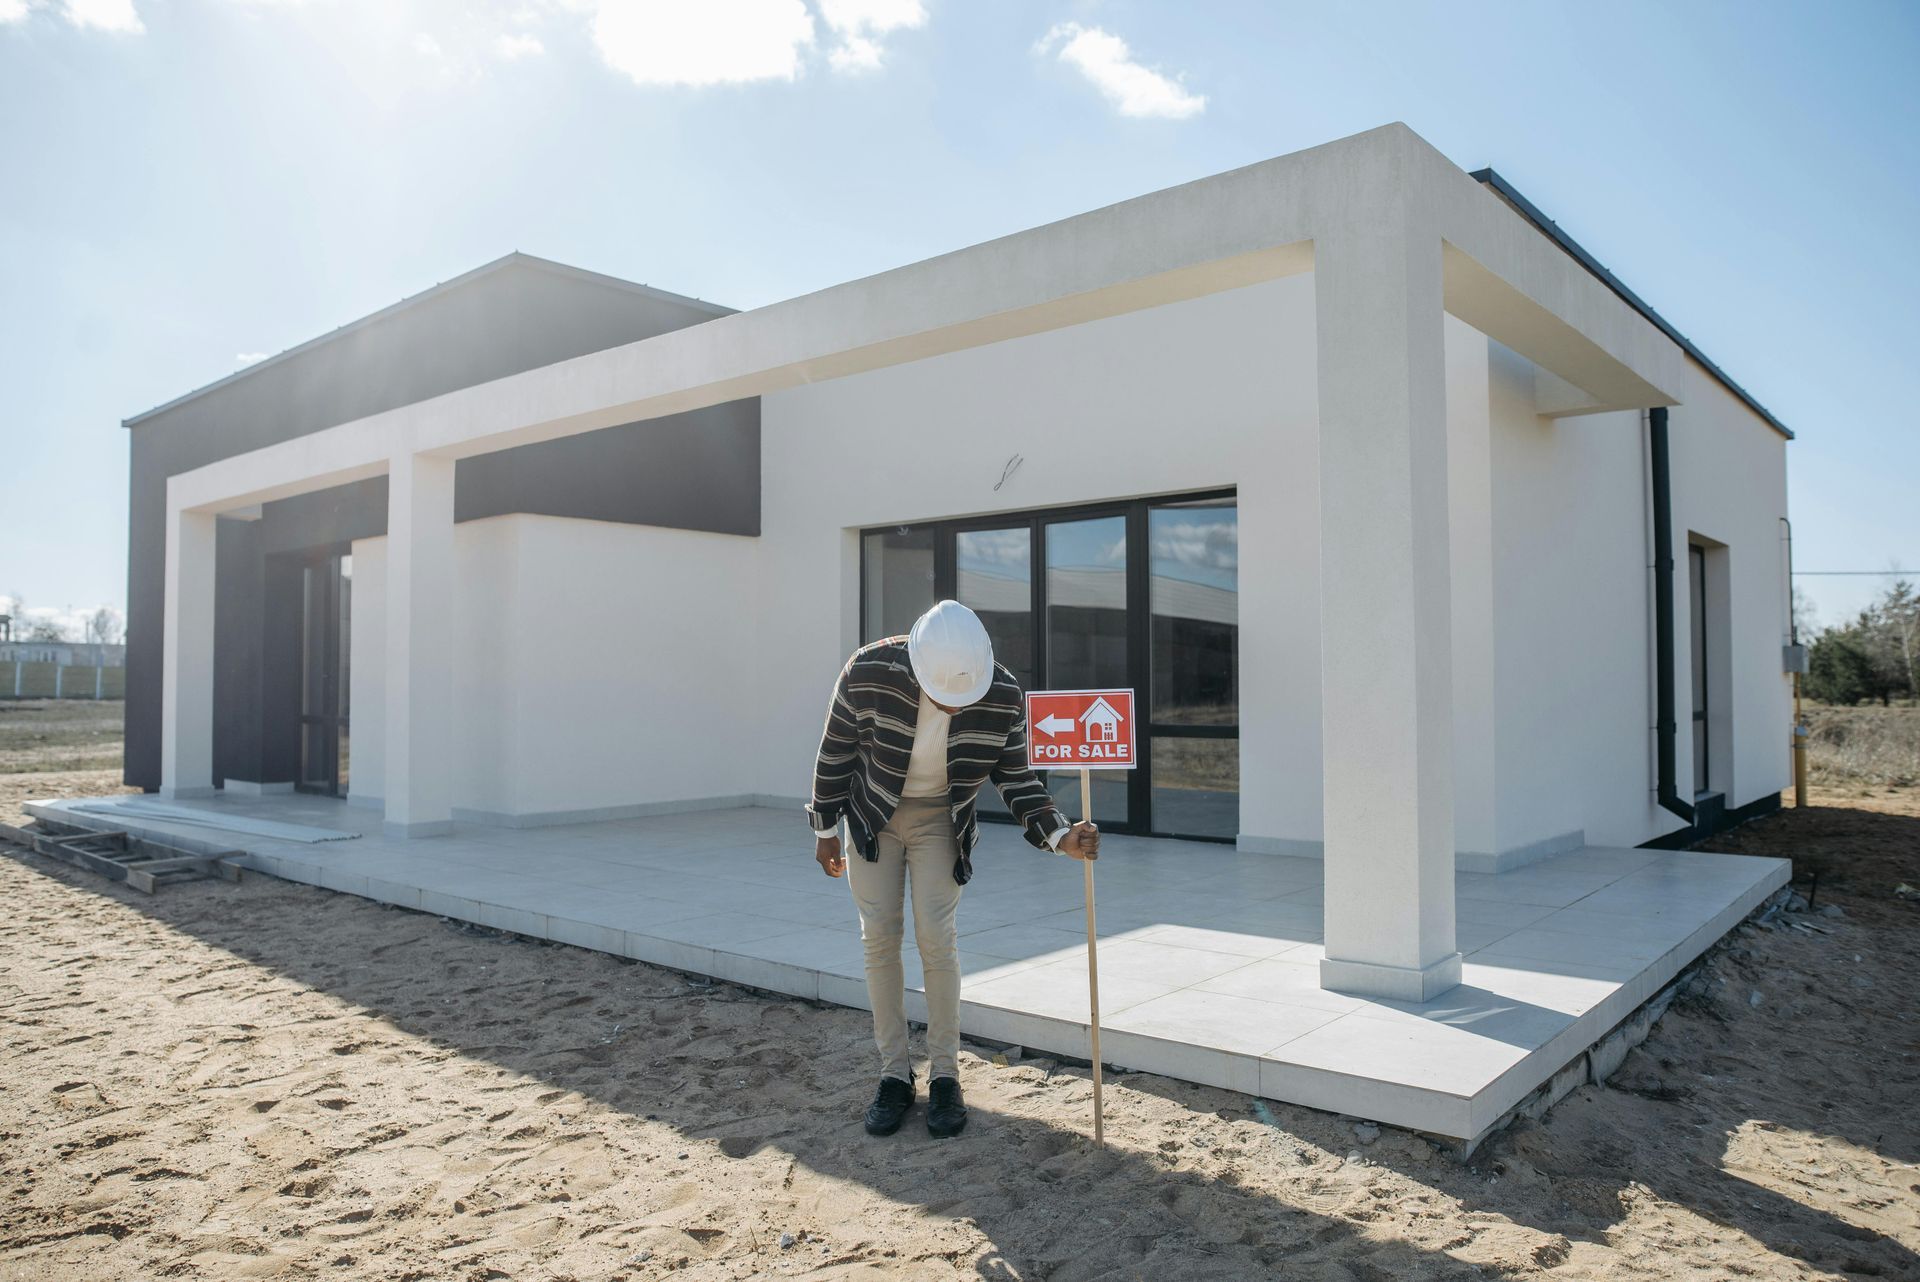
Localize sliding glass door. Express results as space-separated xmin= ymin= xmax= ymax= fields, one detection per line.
xmin=954 ymin=525 xmax=1033 ymax=819
xmin=861 ymin=526 xmax=936 ymax=642
xmin=955 ymin=526 xmax=1034 ymax=688
xmin=1044 ymin=513 xmax=1133 ymax=825
xmin=1146 ymin=498 xmax=1239 ymax=839
xmin=860 ymin=490 xmax=1237 ymax=840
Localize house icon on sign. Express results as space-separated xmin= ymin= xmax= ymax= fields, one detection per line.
xmin=1079 ymin=696 xmax=1123 ymax=743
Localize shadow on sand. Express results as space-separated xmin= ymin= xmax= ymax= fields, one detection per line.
xmin=7 ymin=806 xmax=1914 ymax=1280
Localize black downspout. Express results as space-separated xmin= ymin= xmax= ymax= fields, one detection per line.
xmin=1650 ymin=407 xmax=1696 ymax=824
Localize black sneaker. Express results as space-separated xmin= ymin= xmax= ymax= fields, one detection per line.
xmin=926 ymin=1076 xmax=967 ymax=1138
xmin=863 ymin=1076 xmax=914 ymax=1136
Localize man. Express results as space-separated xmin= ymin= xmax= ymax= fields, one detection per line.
xmin=808 ymin=599 xmax=1100 ymax=1138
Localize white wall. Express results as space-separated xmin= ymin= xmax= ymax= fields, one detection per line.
xmin=753 ymin=276 xmax=1518 ymax=852
xmin=350 ymin=514 xmax=760 ymax=820
xmin=341 ymin=281 xmax=1788 ymax=851
xmin=351 ymin=524 xmax=512 ymax=810
xmin=1486 ymin=341 xmax=1601 ymax=855
xmin=1447 ymin=318 xmax=1498 ymax=859
xmin=347 ymin=539 xmax=385 ymax=805
xmin=1667 ymin=364 xmax=1794 ymax=814
xmin=499 ymin=516 xmax=759 ymax=817
xmin=755 ymin=275 xmax=1322 ymax=844
xmin=1477 ymin=343 xmax=1792 ymax=853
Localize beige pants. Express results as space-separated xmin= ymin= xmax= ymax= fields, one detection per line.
xmin=846 ymin=796 xmax=965 ymax=1082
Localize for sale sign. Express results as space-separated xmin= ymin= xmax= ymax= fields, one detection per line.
xmin=1024 ymin=689 xmax=1137 ymax=771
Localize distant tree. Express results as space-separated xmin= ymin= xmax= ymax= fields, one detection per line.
xmin=83 ymin=607 xmax=124 ymax=650
xmin=23 ymin=618 xmax=70 ymax=643
xmin=5 ymin=594 xmax=72 ymax=644
xmin=1791 ymin=586 xmax=1819 ymax=641
xmin=1875 ymin=578 xmax=1918 ymax=701
xmin=1806 ymin=576 xmax=1918 ymax=706
xmin=1805 ymin=626 xmax=1879 ymax=705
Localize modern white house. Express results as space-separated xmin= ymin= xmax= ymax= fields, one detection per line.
xmin=74 ymin=124 xmax=1797 ymax=1145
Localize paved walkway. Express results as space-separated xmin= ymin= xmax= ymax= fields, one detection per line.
xmin=26 ymin=792 xmax=1788 ymax=1146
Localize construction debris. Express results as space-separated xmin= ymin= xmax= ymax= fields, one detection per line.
xmin=0 ymin=818 xmax=243 ymax=893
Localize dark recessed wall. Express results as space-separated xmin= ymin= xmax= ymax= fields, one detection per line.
xmin=126 ymin=258 xmax=760 ymax=791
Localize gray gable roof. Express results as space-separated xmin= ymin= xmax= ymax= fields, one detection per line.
xmin=125 ymin=252 xmax=732 ymax=429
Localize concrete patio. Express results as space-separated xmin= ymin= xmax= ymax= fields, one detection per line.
xmin=25 ymin=792 xmax=1788 ymax=1148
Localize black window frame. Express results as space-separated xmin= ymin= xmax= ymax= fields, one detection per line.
xmin=858 ymin=487 xmax=1238 ymax=842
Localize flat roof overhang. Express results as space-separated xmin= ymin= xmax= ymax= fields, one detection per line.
xmin=165 ymin=122 xmax=1690 ymax=518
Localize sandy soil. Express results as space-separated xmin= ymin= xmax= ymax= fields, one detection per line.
xmin=0 ymin=780 xmax=1915 ymax=1280
xmin=0 ymin=701 xmax=128 ymax=776
xmin=0 ymin=767 xmax=138 ymax=827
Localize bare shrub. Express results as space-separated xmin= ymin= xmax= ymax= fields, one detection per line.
xmin=1804 ymin=704 xmax=1920 ymax=789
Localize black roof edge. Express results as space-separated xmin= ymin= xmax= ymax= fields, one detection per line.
xmin=1469 ymin=168 xmax=1794 ymax=441
xmin=123 ymin=251 xmax=735 ymax=429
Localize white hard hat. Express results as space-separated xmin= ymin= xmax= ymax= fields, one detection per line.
xmin=908 ymin=600 xmax=995 ymax=708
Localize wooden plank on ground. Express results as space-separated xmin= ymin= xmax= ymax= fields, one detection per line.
xmin=2 ymin=817 xmax=240 ymax=894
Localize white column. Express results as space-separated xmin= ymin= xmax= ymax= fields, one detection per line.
xmin=1313 ymin=217 xmax=1462 ymax=1001
xmin=383 ymin=452 xmax=457 ymax=837
xmin=161 ymin=506 xmax=218 ymax=798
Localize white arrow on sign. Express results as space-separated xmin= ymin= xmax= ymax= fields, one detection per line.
xmin=1035 ymin=713 xmax=1075 ymax=737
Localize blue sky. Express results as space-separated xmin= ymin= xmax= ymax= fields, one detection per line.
xmin=3 ymin=0 xmax=1915 ymax=637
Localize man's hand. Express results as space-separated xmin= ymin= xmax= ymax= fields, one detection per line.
xmin=1058 ymin=821 xmax=1100 ymax=861
xmin=815 ymin=834 xmax=846 ymax=878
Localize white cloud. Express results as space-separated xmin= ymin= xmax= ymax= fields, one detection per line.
xmin=827 ymin=34 xmax=879 ymax=72
xmin=8 ymin=0 xmax=922 ymax=86
xmin=410 ymin=27 xmax=489 ymax=83
xmin=235 ymin=351 xmax=269 ymax=363
xmin=817 ymin=0 xmax=923 ymax=72
xmin=493 ymin=30 xmax=544 ymax=60
xmin=590 ymin=0 xmax=815 ymax=87
xmin=0 ymin=597 xmax=124 ymax=645
xmin=955 ymin=528 xmax=1030 ymax=572
xmin=815 ymin=0 xmax=921 ymax=26
xmin=1153 ymin=520 xmax=1238 ymax=572
xmin=61 ymin=0 xmax=143 ymax=32
xmin=1037 ymin=22 xmax=1204 ymax=120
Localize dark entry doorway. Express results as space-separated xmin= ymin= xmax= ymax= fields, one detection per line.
xmin=295 ymin=552 xmax=352 ymax=796
xmin=1688 ymin=542 xmax=1709 ymax=797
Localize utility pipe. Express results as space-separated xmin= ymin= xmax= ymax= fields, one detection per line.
xmin=1782 ymin=516 xmax=1808 ymax=807
xmin=1649 ymin=407 xmax=1695 ymax=824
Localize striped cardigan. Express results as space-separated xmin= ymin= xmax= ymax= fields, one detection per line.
xmin=806 ymin=637 xmax=1066 ymax=885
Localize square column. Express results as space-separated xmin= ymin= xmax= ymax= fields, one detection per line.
xmin=383 ymin=452 xmax=456 ymax=838
xmin=1313 ymin=219 xmax=1462 ymax=1001
xmin=160 ymin=505 xmax=218 ymax=798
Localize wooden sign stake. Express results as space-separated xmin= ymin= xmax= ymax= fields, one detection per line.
xmin=1025 ymin=687 xmax=1131 ymax=1149
xmin=1080 ymin=766 xmax=1103 ymax=1147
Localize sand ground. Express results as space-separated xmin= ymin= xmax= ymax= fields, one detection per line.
xmin=1 ymin=766 xmax=1916 ymax=1280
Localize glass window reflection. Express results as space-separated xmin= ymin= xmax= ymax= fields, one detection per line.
xmin=1149 ymin=501 xmax=1237 ymax=727
xmin=862 ymin=527 xmax=936 ymax=643
xmin=956 ymin=527 xmax=1033 ymax=689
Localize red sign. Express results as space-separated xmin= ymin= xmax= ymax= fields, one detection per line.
xmin=1024 ymin=689 xmax=1137 ymax=771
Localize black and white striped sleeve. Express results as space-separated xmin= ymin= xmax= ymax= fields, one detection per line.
xmin=989 ymin=704 xmax=1069 ymax=852
xmin=805 ymin=657 xmax=859 ymax=837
